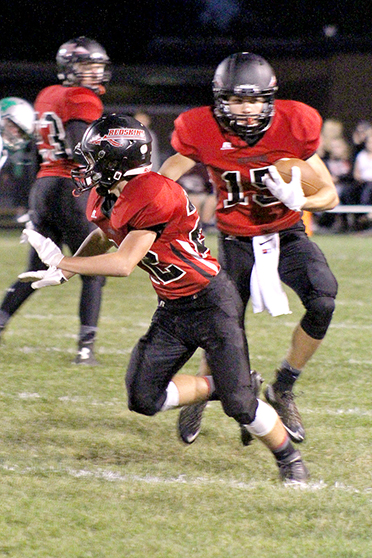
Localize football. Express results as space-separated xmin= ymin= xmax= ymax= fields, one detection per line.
xmin=273 ymin=158 xmax=322 ymax=196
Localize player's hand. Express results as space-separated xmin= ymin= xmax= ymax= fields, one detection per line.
xmin=263 ymin=165 xmax=306 ymax=212
xmin=21 ymin=229 xmax=64 ymax=267
xmin=18 ymin=267 xmax=68 ymax=289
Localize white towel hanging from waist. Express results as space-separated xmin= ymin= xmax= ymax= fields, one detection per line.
xmin=250 ymin=233 xmax=291 ymax=317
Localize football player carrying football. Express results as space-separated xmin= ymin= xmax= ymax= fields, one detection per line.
xmin=159 ymin=52 xmax=339 ymax=445
xmin=0 ymin=37 xmax=111 ymax=365
xmin=20 ymin=113 xmax=309 ymax=483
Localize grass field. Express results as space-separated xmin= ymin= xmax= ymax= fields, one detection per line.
xmin=1 ymin=228 xmax=372 ymax=557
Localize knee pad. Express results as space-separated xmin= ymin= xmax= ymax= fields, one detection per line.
xmin=126 ymin=365 xmax=165 ymax=417
xmin=301 ymin=296 xmax=336 ymax=340
xmin=220 ymin=390 xmax=258 ymax=425
xmin=127 ymin=388 xmax=160 ymax=416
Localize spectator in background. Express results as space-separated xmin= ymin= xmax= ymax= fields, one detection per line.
xmin=317 ymin=118 xmax=345 ymax=159
xmin=352 ymin=130 xmax=372 ymax=229
xmin=177 ymin=163 xmax=217 ymax=230
xmin=351 ymin=120 xmax=372 ymax=164
xmin=134 ymin=110 xmax=161 ymax=171
xmin=317 ymin=136 xmax=355 ymax=232
xmin=0 ymin=37 xmax=111 ymax=365
xmin=325 ymin=138 xmax=353 ymax=196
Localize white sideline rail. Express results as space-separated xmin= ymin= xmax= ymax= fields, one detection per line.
xmin=325 ymin=205 xmax=372 ymax=213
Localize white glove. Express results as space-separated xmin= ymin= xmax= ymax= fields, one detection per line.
xmin=21 ymin=229 xmax=64 ymax=267
xmin=263 ymin=165 xmax=306 ymax=212
xmin=18 ymin=267 xmax=68 ymax=289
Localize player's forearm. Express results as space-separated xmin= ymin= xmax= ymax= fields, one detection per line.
xmin=73 ymin=228 xmax=114 ymax=258
xmin=303 ymin=154 xmax=339 ymax=210
xmin=60 ymin=229 xmax=113 ymax=280
xmin=301 ymin=183 xmax=339 ymax=211
xmin=58 ymin=229 xmax=157 ymax=278
xmin=58 ymin=251 xmax=136 ymax=277
xmin=159 ymin=153 xmax=196 ymax=181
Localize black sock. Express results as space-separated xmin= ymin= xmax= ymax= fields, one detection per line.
xmin=0 ymin=310 xmax=10 ymax=329
xmin=272 ymin=438 xmax=297 ymax=462
xmin=79 ymin=326 xmax=97 ymax=349
xmin=273 ymin=360 xmax=301 ymax=392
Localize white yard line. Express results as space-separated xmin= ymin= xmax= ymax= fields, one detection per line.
xmin=0 ymin=462 xmax=370 ymax=494
xmin=1 ymin=392 xmax=371 ymax=418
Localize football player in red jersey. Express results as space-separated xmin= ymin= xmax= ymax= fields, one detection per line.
xmin=159 ymin=52 xmax=339 ymax=445
xmin=0 ymin=37 xmax=111 ymax=364
xmin=20 ymin=114 xmax=309 ymax=483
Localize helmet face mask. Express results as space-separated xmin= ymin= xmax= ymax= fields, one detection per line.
xmin=72 ymin=114 xmax=153 ymax=196
xmin=213 ymin=52 xmax=278 ymax=145
xmin=72 ymin=62 xmax=106 ymax=91
xmin=56 ymin=36 xmax=111 ymax=92
xmin=0 ymin=97 xmax=35 ymax=151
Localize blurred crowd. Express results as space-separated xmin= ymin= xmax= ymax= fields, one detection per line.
xmin=2 ymin=108 xmax=372 ymax=234
xmin=315 ymin=118 xmax=372 ymax=233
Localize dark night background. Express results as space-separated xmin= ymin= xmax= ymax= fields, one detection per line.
xmin=2 ymin=0 xmax=372 ymax=65
xmin=1 ymin=0 xmax=372 ymax=219
xmin=2 ymin=0 xmax=372 ymax=155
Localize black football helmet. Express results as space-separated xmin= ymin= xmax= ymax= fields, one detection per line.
xmin=56 ymin=36 xmax=111 ymax=92
xmin=213 ymin=52 xmax=278 ymax=145
xmin=71 ymin=114 xmax=153 ymax=196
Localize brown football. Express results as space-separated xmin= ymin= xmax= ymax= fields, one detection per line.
xmin=274 ymin=158 xmax=322 ymax=196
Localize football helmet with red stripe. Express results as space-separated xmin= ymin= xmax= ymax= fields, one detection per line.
xmin=72 ymin=114 xmax=152 ymax=196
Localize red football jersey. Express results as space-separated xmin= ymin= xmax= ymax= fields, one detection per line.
xmin=171 ymin=100 xmax=322 ymax=236
xmin=35 ymin=85 xmax=103 ymax=179
xmin=86 ymin=172 xmax=220 ymax=299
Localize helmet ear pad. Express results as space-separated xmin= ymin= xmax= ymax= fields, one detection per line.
xmin=93 ymin=154 xmax=124 ymax=189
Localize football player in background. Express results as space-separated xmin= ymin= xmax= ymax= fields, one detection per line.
xmin=20 ymin=113 xmax=309 ymax=483
xmin=0 ymin=97 xmax=38 ymax=217
xmin=159 ymin=52 xmax=339 ymax=445
xmin=0 ymin=37 xmax=111 ymax=365
xmin=0 ymin=96 xmax=35 ymax=170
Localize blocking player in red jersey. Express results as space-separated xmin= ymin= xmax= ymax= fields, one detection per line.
xmin=0 ymin=37 xmax=111 ymax=364
xmin=159 ymin=52 xmax=339 ymax=445
xmin=20 ymin=113 xmax=309 ymax=483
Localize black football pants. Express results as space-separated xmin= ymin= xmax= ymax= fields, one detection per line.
xmin=218 ymin=220 xmax=338 ymax=340
xmin=126 ymin=271 xmax=258 ymax=425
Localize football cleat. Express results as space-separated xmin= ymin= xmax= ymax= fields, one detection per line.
xmin=277 ymin=450 xmax=309 ymax=484
xmin=73 ymin=347 xmax=98 ymax=366
xmin=178 ymin=400 xmax=208 ymax=444
xmin=178 ymin=370 xmax=264 ymax=446
xmin=264 ymin=384 xmax=305 ymax=443
xmin=239 ymin=424 xmax=254 ymax=446
xmin=250 ymin=369 xmax=264 ymax=397
xmin=239 ymin=370 xmax=264 ymax=446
